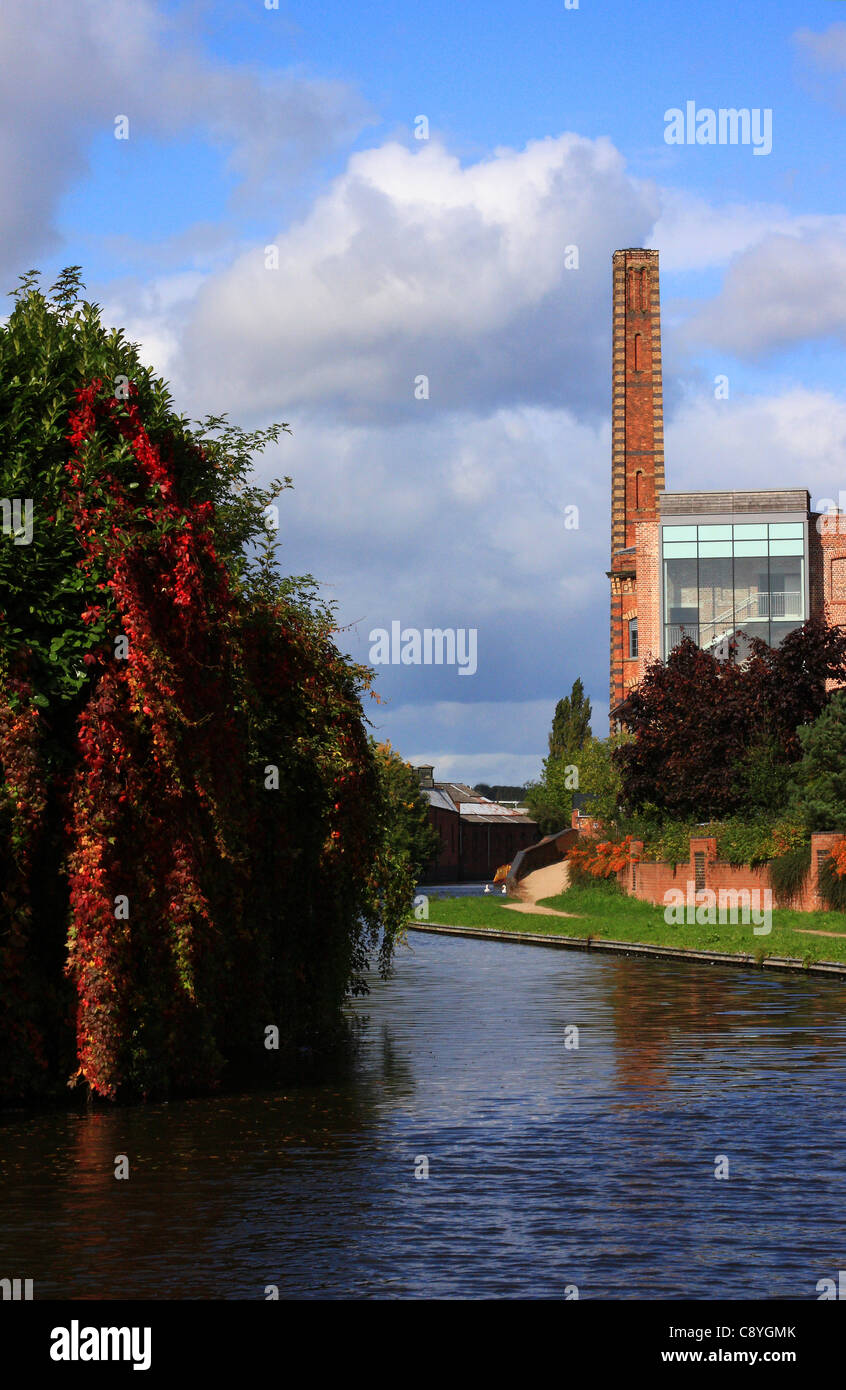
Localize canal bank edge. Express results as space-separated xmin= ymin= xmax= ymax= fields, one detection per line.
xmin=408 ymin=923 xmax=846 ymax=979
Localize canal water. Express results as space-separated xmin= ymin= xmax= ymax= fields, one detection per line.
xmin=2 ymin=930 xmax=845 ymax=1299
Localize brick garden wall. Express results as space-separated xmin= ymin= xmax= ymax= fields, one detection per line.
xmin=615 ymin=833 xmax=843 ymax=913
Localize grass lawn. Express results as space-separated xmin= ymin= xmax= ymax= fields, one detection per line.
xmin=415 ymin=880 xmax=846 ymax=966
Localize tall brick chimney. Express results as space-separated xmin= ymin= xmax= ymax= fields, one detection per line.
xmin=608 ymin=249 xmax=665 ymax=719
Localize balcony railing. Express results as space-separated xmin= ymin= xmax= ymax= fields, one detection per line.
xmin=666 ymin=623 xmax=699 ymax=650
xmin=665 ymin=591 xmax=803 ymax=654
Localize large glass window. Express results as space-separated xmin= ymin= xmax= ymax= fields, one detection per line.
xmin=698 ymin=554 xmax=733 ymax=649
xmin=662 ymin=521 xmax=806 ymax=657
xmin=664 ymin=555 xmax=698 ymax=649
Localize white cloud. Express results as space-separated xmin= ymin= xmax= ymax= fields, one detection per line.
xmin=0 ymin=0 xmax=370 ymax=276
xmin=666 ymin=387 xmax=846 ymax=498
xmin=795 ymin=22 xmax=846 ymax=90
xmin=405 ymin=751 xmax=544 ymax=788
xmin=681 ymin=232 xmax=846 ymax=356
xmin=168 ymin=133 xmax=660 ymax=421
xmin=652 ymin=189 xmax=846 ymax=273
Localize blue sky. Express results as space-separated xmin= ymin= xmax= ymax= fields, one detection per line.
xmin=5 ymin=0 xmax=846 ymax=784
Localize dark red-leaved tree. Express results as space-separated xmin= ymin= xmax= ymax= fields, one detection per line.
xmin=614 ymin=620 xmax=846 ymax=820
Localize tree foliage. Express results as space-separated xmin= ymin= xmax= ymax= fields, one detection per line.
xmin=790 ymin=690 xmax=846 ymax=831
xmin=472 ymin=784 xmax=527 ymax=801
xmin=371 ymin=741 xmax=440 ymax=876
xmin=525 ymin=678 xmax=597 ymax=834
xmin=548 ymin=677 xmax=592 ymax=760
xmin=614 ymin=623 xmax=846 ymax=820
xmin=0 ymin=270 xmax=410 ymax=1103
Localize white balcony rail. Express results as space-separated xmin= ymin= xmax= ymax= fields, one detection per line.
xmin=665 ymin=590 xmax=803 ymax=654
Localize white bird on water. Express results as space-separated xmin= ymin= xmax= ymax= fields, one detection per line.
xmin=484 ymin=884 xmax=491 ymax=894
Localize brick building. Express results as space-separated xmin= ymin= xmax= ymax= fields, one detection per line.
xmin=609 ymin=248 xmax=846 ymax=722
xmin=414 ymin=767 xmax=538 ymax=883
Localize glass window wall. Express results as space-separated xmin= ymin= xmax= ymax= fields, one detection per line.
xmin=662 ymin=521 xmax=806 ymax=657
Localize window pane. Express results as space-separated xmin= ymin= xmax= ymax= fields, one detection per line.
xmin=698 ymin=555 xmax=733 ymax=648
xmin=663 ymin=541 xmax=697 ymax=557
xmin=664 ymin=557 xmax=698 ymax=651
xmin=733 ymin=622 xmax=770 ymax=650
xmin=665 ymin=625 xmax=694 ymax=653
xmin=734 ymin=555 xmax=769 ymax=627
xmin=769 ymin=554 xmax=804 ymax=621
xmin=663 ymin=525 xmax=697 ymax=541
xmin=698 ymin=525 xmax=733 ymax=540
xmin=733 ymin=524 xmax=768 ymax=540
xmin=733 ymin=540 xmax=769 ymax=557
xmin=772 ymin=620 xmax=803 ymax=645
xmin=769 ymin=539 xmax=804 ymax=556
xmin=698 ymin=540 xmax=733 ymax=557
xmin=768 ymin=523 xmax=804 ymax=539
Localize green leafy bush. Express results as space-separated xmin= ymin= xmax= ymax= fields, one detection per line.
xmin=769 ymin=841 xmax=812 ymax=906
xmin=817 ymin=853 xmax=846 ymax=911
xmin=790 ymin=690 xmax=846 ymax=831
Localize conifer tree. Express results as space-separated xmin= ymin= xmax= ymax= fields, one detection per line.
xmin=548 ymin=678 xmax=592 ymax=760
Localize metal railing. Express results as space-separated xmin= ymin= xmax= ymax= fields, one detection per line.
xmin=666 ymin=592 xmax=803 ymax=653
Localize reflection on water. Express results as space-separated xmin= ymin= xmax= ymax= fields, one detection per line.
xmin=1 ymin=931 xmax=845 ymax=1299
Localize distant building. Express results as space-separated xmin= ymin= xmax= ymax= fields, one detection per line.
xmin=608 ymin=248 xmax=846 ymax=724
xmin=414 ymin=767 xmax=538 ymax=883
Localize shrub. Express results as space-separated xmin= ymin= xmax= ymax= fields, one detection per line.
xmin=715 ymin=815 xmax=805 ymax=868
xmin=568 ymin=835 xmax=640 ymax=881
xmin=817 ymin=851 xmax=846 ymax=911
xmin=769 ymin=841 xmax=812 ymax=906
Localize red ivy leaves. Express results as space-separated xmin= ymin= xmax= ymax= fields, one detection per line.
xmin=62 ymin=380 xmax=245 ymax=1097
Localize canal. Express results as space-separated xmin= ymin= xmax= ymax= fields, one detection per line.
xmin=1 ymin=930 xmax=845 ymax=1299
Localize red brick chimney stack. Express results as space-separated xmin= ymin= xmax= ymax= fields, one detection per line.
xmin=608 ymin=249 xmax=665 ymax=716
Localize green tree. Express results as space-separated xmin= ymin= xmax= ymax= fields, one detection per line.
xmin=526 ymin=733 xmax=626 ymax=835
xmin=548 ymin=678 xmax=592 ymax=760
xmin=790 ymin=690 xmax=846 ymax=830
xmin=572 ymin=733 xmax=628 ymax=823
xmin=371 ymin=741 xmax=440 ymax=876
xmin=526 ymin=680 xmax=595 ymax=833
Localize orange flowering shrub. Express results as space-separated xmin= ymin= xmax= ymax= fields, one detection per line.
xmin=828 ymin=836 xmax=846 ymax=879
xmin=568 ymin=834 xmax=641 ymax=879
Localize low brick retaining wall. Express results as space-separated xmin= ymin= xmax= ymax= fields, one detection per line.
xmin=619 ymin=833 xmax=842 ymax=913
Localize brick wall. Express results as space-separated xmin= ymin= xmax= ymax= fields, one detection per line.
xmin=615 ymin=833 xmax=842 ymax=913
xmin=420 ymin=806 xmax=539 ymax=883
xmin=634 ymin=517 xmax=661 ymax=680
xmin=816 ymin=512 xmax=846 ymax=623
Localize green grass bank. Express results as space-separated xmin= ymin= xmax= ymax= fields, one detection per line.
xmin=415 ymin=880 xmax=846 ymax=967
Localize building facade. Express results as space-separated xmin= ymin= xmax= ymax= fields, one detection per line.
xmin=414 ymin=767 xmax=538 ymax=883
xmin=609 ymin=249 xmax=846 ymax=720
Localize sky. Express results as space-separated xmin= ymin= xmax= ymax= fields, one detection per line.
xmin=4 ymin=0 xmax=846 ymax=786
